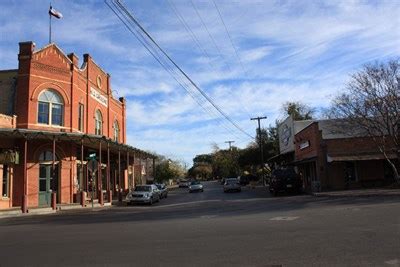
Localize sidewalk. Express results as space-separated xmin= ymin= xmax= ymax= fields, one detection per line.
xmin=0 ymin=201 xmax=113 ymax=219
xmin=312 ymin=188 xmax=400 ymax=198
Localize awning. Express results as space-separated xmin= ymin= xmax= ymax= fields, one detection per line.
xmin=0 ymin=128 xmax=156 ymax=159
xmin=327 ymin=153 xmax=396 ymax=162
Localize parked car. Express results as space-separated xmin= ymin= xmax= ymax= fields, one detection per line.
xmin=125 ymin=185 xmax=160 ymax=205
xmin=223 ymin=178 xmax=241 ymax=193
xmin=269 ymin=168 xmax=302 ymax=196
xmin=238 ymin=174 xmax=256 ymax=186
xmin=220 ymin=178 xmax=226 ymax=185
xmin=179 ymin=179 xmax=190 ymax=188
xmin=156 ymin=183 xmax=168 ymax=199
xmin=188 ymin=180 xmax=204 ymax=193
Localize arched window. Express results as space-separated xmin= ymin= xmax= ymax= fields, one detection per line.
xmin=113 ymin=120 xmax=120 ymax=142
xmin=38 ymin=89 xmax=64 ymax=126
xmin=95 ymin=110 xmax=103 ymax=136
xmin=39 ymin=150 xmax=58 ymax=162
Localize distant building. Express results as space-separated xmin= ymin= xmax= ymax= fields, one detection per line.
xmin=0 ymin=41 xmax=155 ymax=211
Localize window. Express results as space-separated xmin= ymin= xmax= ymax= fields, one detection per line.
xmin=37 ymin=89 xmax=64 ymax=126
xmin=2 ymin=165 xmax=9 ymax=197
xmin=78 ymin=104 xmax=84 ymax=131
xmin=95 ymin=110 xmax=103 ymax=136
xmin=113 ymin=120 xmax=120 ymax=142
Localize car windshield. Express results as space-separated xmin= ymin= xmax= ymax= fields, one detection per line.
xmin=134 ymin=186 xmax=151 ymax=192
xmin=190 ymin=181 xmax=200 ymax=185
xmin=156 ymin=184 xmax=164 ymax=189
xmin=226 ymin=179 xmax=238 ymax=184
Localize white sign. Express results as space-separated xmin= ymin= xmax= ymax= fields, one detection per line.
xmin=299 ymin=140 xmax=310 ymax=150
xmin=90 ymin=87 xmax=108 ymax=107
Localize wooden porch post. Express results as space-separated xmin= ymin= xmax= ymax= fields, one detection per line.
xmin=118 ymin=148 xmax=122 ymax=202
xmin=98 ymin=141 xmax=103 ymax=205
xmin=80 ymin=138 xmax=85 ymax=206
xmin=22 ymin=138 xmax=28 ymax=213
xmin=51 ymin=137 xmax=56 ymax=210
xmin=106 ymin=142 xmax=112 ymax=202
xmin=127 ymin=150 xmax=130 ymax=190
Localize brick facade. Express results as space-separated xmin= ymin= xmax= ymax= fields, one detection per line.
xmin=293 ymin=120 xmax=397 ymax=191
xmin=0 ymin=41 xmax=154 ymax=211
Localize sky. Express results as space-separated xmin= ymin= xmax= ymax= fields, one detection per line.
xmin=1 ymin=0 xmax=399 ymax=166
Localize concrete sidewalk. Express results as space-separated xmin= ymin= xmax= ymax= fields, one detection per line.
xmin=312 ymin=188 xmax=400 ymax=198
xmin=0 ymin=202 xmax=113 ymax=219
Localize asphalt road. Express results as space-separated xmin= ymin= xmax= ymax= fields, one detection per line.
xmin=1 ymin=181 xmax=399 ymax=267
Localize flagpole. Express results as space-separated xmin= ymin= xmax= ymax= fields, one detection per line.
xmin=49 ymin=3 xmax=52 ymax=44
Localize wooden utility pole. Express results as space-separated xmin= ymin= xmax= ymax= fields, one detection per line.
xmin=250 ymin=116 xmax=267 ymax=185
xmin=225 ymin=140 xmax=235 ymax=151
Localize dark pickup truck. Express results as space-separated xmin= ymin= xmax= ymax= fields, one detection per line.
xmin=269 ymin=168 xmax=303 ymax=196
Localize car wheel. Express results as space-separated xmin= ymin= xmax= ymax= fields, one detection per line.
xmin=165 ymin=194 xmax=168 ymax=198
xmin=201 ymin=189 xmax=204 ymax=192
xmin=149 ymin=198 xmax=153 ymax=205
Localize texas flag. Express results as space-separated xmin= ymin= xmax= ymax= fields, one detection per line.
xmin=49 ymin=6 xmax=63 ymax=19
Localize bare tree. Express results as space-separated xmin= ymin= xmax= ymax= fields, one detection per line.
xmin=282 ymin=101 xmax=315 ymax=121
xmin=329 ymin=59 xmax=400 ymax=184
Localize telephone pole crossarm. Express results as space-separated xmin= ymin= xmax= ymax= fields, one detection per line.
xmin=225 ymin=140 xmax=235 ymax=150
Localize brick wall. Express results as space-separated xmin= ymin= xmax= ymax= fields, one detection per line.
xmin=15 ymin=41 xmax=126 ymax=143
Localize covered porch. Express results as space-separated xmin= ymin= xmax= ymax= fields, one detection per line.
xmin=0 ymin=128 xmax=156 ymax=213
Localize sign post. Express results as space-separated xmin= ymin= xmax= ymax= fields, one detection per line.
xmin=87 ymin=154 xmax=98 ymax=209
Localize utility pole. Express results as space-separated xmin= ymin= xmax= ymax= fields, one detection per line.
xmin=251 ymin=116 xmax=267 ymax=186
xmin=225 ymin=140 xmax=235 ymax=151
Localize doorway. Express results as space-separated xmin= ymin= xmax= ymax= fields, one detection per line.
xmin=38 ymin=164 xmax=59 ymax=206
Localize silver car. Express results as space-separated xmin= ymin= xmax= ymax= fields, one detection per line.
xmin=188 ymin=180 xmax=204 ymax=193
xmin=126 ymin=185 xmax=160 ymax=205
xmin=223 ymin=178 xmax=241 ymax=193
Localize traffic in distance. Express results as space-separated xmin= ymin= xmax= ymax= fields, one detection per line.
xmin=125 ymin=167 xmax=303 ymax=206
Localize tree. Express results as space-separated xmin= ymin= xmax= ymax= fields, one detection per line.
xmin=282 ymin=101 xmax=314 ymax=120
xmin=154 ymin=157 xmax=185 ymax=183
xmin=329 ymin=59 xmax=400 ymax=184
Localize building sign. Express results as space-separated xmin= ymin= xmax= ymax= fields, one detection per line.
xmin=0 ymin=150 xmax=19 ymax=164
xmin=278 ymin=116 xmax=295 ymax=154
xmin=90 ymin=87 xmax=108 ymax=107
xmin=299 ymin=140 xmax=310 ymax=150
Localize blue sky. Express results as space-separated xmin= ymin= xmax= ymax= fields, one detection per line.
xmin=1 ymin=0 xmax=399 ymax=165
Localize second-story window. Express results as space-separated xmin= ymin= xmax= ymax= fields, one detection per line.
xmin=38 ymin=89 xmax=64 ymax=126
xmin=78 ymin=104 xmax=84 ymax=131
xmin=113 ymin=120 xmax=120 ymax=142
xmin=95 ymin=110 xmax=103 ymax=135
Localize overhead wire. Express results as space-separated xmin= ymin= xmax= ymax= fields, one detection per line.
xmin=189 ymin=0 xmax=231 ymax=71
xmin=211 ymin=0 xmax=253 ymax=118
xmin=106 ymin=0 xmax=248 ymax=142
xmin=166 ymin=0 xmax=215 ymax=70
xmin=108 ymin=0 xmax=254 ymax=141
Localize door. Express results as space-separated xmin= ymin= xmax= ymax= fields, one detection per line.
xmin=38 ymin=164 xmax=58 ymax=206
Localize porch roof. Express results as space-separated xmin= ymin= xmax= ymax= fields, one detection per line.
xmin=0 ymin=128 xmax=156 ymax=159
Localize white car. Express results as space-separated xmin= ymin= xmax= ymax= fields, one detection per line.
xmin=223 ymin=178 xmax=241 ymax=193
xmin=188 ymin=181 xmax=204 ymax=193
xmin=126 ymin=185 xmax=160 ymax=205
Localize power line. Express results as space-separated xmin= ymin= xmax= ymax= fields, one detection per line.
xmin=189 ymin=0 xmax=230 ymax=71
xmin=108 ymin=0 xmax=254 ymax=141
xmin=166 ymin=0 xmax=215 ymax=69
xmin=212 ymin=0 xmax=245 ymax=73
xmin=106 ymin=0 xmax=250 ymax=142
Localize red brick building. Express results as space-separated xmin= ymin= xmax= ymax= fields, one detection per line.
xmin=294 ymin=119 xmax=398 ymax=192
xmin=0 ymin=41 xmax=155 ymax=212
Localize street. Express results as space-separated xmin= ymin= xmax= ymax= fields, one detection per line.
xmin=1 ymin=181 xmax=399 ymax=267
